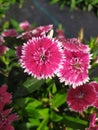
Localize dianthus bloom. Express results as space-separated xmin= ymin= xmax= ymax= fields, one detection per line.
xmin=0 ymin=84 xmax=12 ymax=111
xmin=0 ymin=109 xmax=18 ymax=130
xmin=0 ymin=84 xmax=18 ymax=130
xmin=19 ymin=21 xmax=31 ymax=31
xmin=2 ymin=29 xmax=18 ymax=37
xmin=17 ymin=25 xmax=53 ymax=40
xmin=86 ymin=112 xmax=98 ymax=130
xmin=20 ymin=37 xmax=63 ymax=79
xmin=15 ymin=45 xmax=22 ymax=58
xmin=66 ymin=83 xmax=96 ymax=112
xmin=0 ymin=45 xmax=8 ymax=56
xmin=57 ymin=38 xmax=91 ymax=88
xmin=89 ymin=82 xmax=98 ymax=108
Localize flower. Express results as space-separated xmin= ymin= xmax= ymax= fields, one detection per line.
xmin=89 ymin=82 xmax=98 ymax=108
xmin=0 ymin=84 xmax=12 ymax=111
xmin=0 ymin=109 xmax=18 ymax=130
xmin=20 ymin=37 xmax=63 ymax=79
xmin=17 ymin=25 xmax=53 ymax=40
xmin=0 ymin=35 xmax=5 ymax=45
xmin=2 ymin=29 xmax=18 ymax=37
xmin=19 ymin=21 xmax=31 ymax=31
xmin=57 ymin=38 xmax=91 ymax=88
xmin=86 ymin=112 xmax=98 ymax=130
xmin=66 ymin=83 xmax=96 ymax=112
xmin=0 ymin=45 xmax=8 ymax=56
xmin=15 ymin=45 xmax=22 ymax=58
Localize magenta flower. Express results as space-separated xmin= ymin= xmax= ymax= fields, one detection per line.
xmin=15 ymin=45 xmax=22 ymax=58
xmin=0 ymin=35 xmax=5 ymax=45
xmin=20 ymin=37 xmax=63 ymax=79
xmin=19 ymin=21 xmax=31 ymax=31
xmin=57 ymin=38 xmax=91 ymax=88
xmin=17 ymin=25 xmax=53 ymax=40
xmin=90 ymin=82 xmax=98 ymax=108
xmin=0 ymin=109 xmax=18 ymax=130
xmin=66 ymin=84 xmax=96 ymax=112
xmin=87 ymin=112 xmax=98 ymax=130
xmin=0 ymin=84 xmax=12 ymax=111
xmin=2 ymin=29 xmax=18 ymax=37
xmin=0 ymin=45 xmax=8 ymax=56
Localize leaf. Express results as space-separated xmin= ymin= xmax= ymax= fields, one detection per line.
xmin=23 ymin=77 xmax=45 ymax=93
xmin=38 ymin=108 xmax=49 ymax=119
xmin=52 ymin=90 xmax=66 ymax=108
xmin=37 ymin=118 xmax=49 ymax=130
xmin=50 ymin=110 xmax=63 ymax=122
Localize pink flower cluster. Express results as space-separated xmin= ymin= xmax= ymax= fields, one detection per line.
xmin=0 ymin=84 xmax=18 ymax=130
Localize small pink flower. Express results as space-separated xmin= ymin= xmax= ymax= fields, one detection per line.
xmin=0 ymin=45 xmax=8 ymax=56
xmin=66 ymin=84 xmax=96 ymax=112
xmin=20 ymin=37 xmax=63 ymax=79
xmin=0 ymin=35 xmax=5 ymax=45
xmin=17 ymin=25 xmax=53 ymax=40
xmin=0 ymin=109 xmax=18 ymax=130
xmin=19 ymin=21 xmax=31 ymax=31
xmin=2 ymin=29 xmax=18 ymax=37
xmin=57 ymin=38 xmax=91 ymax=88
xmin=15 ymin=45 xmax=22 ymax=58
xmin=56 ymin=29 xmax=65 ymax=39
xmin=0 ymin=84 xmax=12 ymax=111
xmin=87 ymin=112 xmax=98 ymax=130
xmin=90 ymin=82 xmax=98 ymax=108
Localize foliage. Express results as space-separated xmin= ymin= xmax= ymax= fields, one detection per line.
xmin=0 ymin=19 xmax=98 ymax=130
xmin=0 ymin=0 xmax=24 ymax=21
xmin=49 ymin=0 xmax=98 ymax=15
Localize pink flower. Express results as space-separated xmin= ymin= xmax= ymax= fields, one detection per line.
xmin=2 ymin=29 xmax=18 ymax=37
xmin=20 ymin=37 xmax=63 ymax=79
xmin=17 ymin=25 xmax=53 ymax=40
xmin=0 ymin=35 xmax=5 ymax=45
xmin=87 ymin=112 xmax=98 ymax=130
xmin=19 ymin=21 xmax=31 ymax=31
xmin=66 ymin=84 xmax=96 ymax=112
xmin=57 ymin=38 xmax=91 ymax=88
xmin=89 ymin=82 xmax=98 ymax=108
xmin=15 ymin=45 xmax=22 ymax=58
xmin=56 ymin=29 xmax=65 ymax=39
xmin=0 ymin=109 xmax=18 ymax=130
xmin=0 ymin=84 xmax=12 ymax=111
xmin=0 ymin=45 xmax=8 ymax=56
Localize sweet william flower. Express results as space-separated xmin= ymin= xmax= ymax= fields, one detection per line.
xmin=2 ymin=29 xmax=18 ymax=37
xmin=0 ymin=84 xmax=12 ymax=111
xmin=17 ymin=24 xmax=53 ymax=40
xmin=19 ymin=21 xmax=31 ymax=31
xmin=15 ymin=45 xmax=22 ymax=58
xmin=0 ymin=109 xmax=18 ymax=130
xmin=20 ymin=36 xmax=63 ymax=79
xmin=89 ymin=81 xmax=98 ymax=108
xmin=57 ymin=38 xmax=91 ymax=88
xmin=0 ymin=45 xmax=8 ymax=56
xmin=66 ymin=83 xmax=96 ymax=112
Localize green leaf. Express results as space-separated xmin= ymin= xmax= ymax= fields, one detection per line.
xmin=37 ymin=118 xmax=49 ymax=130
xmin=50 ymin=110 xmax=63 ymax=122
xmin=38 ymin=108 xmax=49 ymax=119
xmin=52 ymin=90 xmax=66 ymax=108
xmin=23 ymin=77 xmax=45 ymax=93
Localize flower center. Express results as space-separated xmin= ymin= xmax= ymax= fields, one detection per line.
xmin=76 ymin=92 xmax=85 ymax=99
xmin=40 ymin=54 xmax=46 ymax=61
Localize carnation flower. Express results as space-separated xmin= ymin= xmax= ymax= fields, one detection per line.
xmin=57 ymin=38 xmax=91 ymax=88
xmin=0 ymin=45 xmax=8 ymax=56
xmin=0 ymin=84 xmax=12 ymax=111
xmin=86 ymin=112 xmax=98 ymax=130
xmin=89 ymin=82 xmax=98 ymax=108
xmin=17 ymin=25 xmax=53 ymax=40
xmin=2 ymin=29 xmax=18 ymax=37
xmin=15 ymin=45 xmax=22 ymax=58
xmin=0 ymin=109 xmax=18 ymax=130
xmin=0 ymin=35 xmax=5 ymax=45
xmin=20 ymin=37 xmax=63 ymax=79
xmin=19 ymin=21 xmax=31 ymax=31
xmin=66 ymin=84 xmax=96 ymax=112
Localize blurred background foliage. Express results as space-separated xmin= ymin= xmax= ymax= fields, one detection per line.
xmin=49 ymin=0 xmax=98 ymax=15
